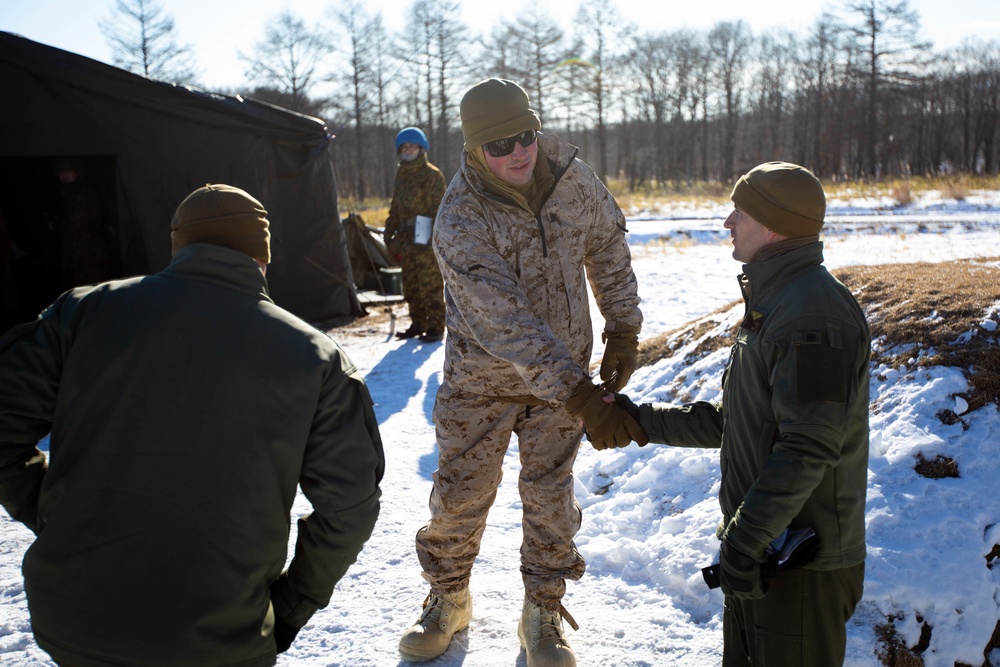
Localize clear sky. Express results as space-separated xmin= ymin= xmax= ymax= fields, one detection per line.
xmin=3 ymin=0 xmax=999 ymax=90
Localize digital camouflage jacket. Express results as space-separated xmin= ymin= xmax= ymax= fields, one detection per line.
xmin=432 ymin=132 xmax=642 ymax=403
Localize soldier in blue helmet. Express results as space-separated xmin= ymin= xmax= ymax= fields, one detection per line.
xmin=383 ymin=127 xmax=447 ymax=342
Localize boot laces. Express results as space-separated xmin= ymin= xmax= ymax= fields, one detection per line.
xmin=537 ymin=608 xmax=566 ymax=641
xmin=419 ymin=593 xmax=446 ymax=624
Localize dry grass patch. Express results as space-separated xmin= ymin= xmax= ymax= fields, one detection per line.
xmin=891 ymin=181 xmax=915 ymax=206
xmin=875 ymin=617 xmax=931 ymax=666
xmin=635 ymin=310 xmax=734 ymax=370
xmin=835 ymin=258 xmax=1000 ymax=413
xmin=822 ymin=173 xmax=1000 ymax=200
xmin=633 ymin=257 xmax=1000 ymax=414
xmin=605 ymin=177 xmax=733 ymax=200
xmin=913 ymin=453 xmax=960 ymax=479
xmin=942 ymin=180 xmax=970 ymax=201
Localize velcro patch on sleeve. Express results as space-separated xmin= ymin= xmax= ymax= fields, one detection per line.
xmin=793 ymin=329 xmax=846 ymax=402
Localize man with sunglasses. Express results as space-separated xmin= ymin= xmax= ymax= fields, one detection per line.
xmin=399 ymin=78 xmax=645 ymax=667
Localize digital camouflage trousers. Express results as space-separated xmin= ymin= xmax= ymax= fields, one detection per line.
xmin=416 ymin=383 xmax=586 ymax=608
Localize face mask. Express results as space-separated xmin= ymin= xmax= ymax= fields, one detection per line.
xmin=400 ymin=152 xmax=419 ymax=162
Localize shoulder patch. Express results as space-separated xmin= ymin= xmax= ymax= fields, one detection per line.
xmin=740 ymin=307 xmax=767 ymax=334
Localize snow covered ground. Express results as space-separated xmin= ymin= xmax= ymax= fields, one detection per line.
xmin=2 ymin=190 xmax=1000 ymax=666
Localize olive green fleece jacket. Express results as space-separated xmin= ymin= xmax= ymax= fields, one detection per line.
xmin=0 ymin=244 xmax=384 ymax=667
xmin=637 ymin=242 xmax=870 ymax=571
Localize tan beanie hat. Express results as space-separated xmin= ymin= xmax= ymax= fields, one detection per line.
xmin=170 ymin=184 xmax=271 ymax=263
xmin=731 ymin=162 xmax=826 ymax=237
xmin=460 ymin=78 xmax=541 ymax=150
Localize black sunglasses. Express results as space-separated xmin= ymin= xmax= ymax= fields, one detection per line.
xmin=483 ymin=129 xmax=538 ymax=158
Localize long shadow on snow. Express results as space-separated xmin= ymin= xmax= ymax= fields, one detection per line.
xmin=364 ymin=337 xmax=442 ymax=482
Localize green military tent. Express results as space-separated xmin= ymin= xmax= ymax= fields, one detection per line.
xmin=0 ymin=31 xmax=362 ymax=332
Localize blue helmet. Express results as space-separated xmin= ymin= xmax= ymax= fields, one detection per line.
xmin=395 ymin=127 xmax=429 ymax=152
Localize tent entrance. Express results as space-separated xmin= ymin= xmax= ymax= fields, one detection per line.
xmin=0 ymin=155 xmax=125 ymax=331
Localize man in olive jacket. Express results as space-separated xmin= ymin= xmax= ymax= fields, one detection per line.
xmin=0 ymin=184 xmax=384 ymax=667
xmin=617 ymin=162 xmax=870 ymax=666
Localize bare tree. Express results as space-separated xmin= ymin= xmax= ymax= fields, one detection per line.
xmin=547 ymin=37 xmax=590 ymax=142
xmin=146 ymin=1 xmax=998 ymax=190
xmin=750 ymin=30 xmax=797 ymax=161
xmin=665 ymin=31 xmax=705 ymax=182
xmin=478 ymin=24 xmax=521 ymax=82
xmin=952 ymin=39 xmax=1000 ymax=173
xmin=364 ymin=16 xmax=398 ymax=195
xmin=796 ymin=12 xmax=844 ymax=175
xmin=240 ymin=11 xmax=332 ymax=116
xmin=708 ymin=20 xmax=753 ymax=181
xmin=402 ymin=0 xmax=469 ymax=167
xmin=491 ymin=12 xmax=565 ymax=123
xmin=328 ymin=0 xmax=387 ymax=199
xmin=842 ymin=0 xmax=930 ymax=175
xmin=571 ymin=0 xmax=625 ymax=182
xmin=621 ymin=32 xmax=670 ymax=184
xmin=431 ymin=1 xmax=470 ymax=166
xmin=99 ymin=0 xmax=198 ymax=84
xmin=406 ymin=0 xmax=439 ymax=146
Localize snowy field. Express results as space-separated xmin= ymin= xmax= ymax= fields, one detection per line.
xmin=2 ymin=190 xmax=1000 ymax=666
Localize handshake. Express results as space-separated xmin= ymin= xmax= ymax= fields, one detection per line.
xmin=565 ymin=324 xmax=647 ymax=450
xmin=564 ymin=379 xmax=648 ymax=450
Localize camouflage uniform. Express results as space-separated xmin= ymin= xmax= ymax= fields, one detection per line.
xmin=384 ymin=153 xmax=446 ymax=334
xmin=417 ymin=132 xmax=642 ymax=610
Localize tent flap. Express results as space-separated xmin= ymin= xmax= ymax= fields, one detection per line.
xmin=0 ymin=31 xmax=361 ymax=324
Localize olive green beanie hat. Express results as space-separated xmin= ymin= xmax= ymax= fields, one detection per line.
xmin=460 ymin=78 xmax=541 ymax=150
xmin=170 ymin=184 xmax=271 ymax=263
xmin=730 ymin=161 xmax=826 ymax=237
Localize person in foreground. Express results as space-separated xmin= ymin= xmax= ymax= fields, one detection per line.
xmin=397 ymin=79 xmax=645 ymax=667
xmin=0 ymin=184 xmax=385 ymax=667
xmin=617 ymin=162 xmax=870 ymax=666
xmin=383 ymin=126 xmax=448 ymax=342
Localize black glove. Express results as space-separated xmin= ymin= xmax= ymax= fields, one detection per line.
xmin=273 ymin=615 xmax=301 ymax=654
xmin=719 ymin=540 xmax=767 ymax=600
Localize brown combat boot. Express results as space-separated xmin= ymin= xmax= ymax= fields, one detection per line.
xmin=518 ymin=599 xmax=577 ymax=667
xmin=398 ymin=588 xmax=472 ymax=661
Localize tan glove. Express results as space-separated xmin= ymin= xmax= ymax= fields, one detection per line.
xmin=564 ymin=379 xmax=649 ymax=450
xmin=599 ymin=325 xmax=640 ymax=392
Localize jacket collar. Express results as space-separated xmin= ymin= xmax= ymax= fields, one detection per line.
xmin=739 ymin=241 xmax=825 ymax=303
xmin=164 ymin=244 xmax=273 ymax=303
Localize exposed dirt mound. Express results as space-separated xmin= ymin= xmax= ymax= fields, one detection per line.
xmin=633 ymin=257 xmax=1000 ymax=412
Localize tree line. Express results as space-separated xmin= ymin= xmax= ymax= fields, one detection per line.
xmin=101 ymin=0 xmax=1000 ymax=199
